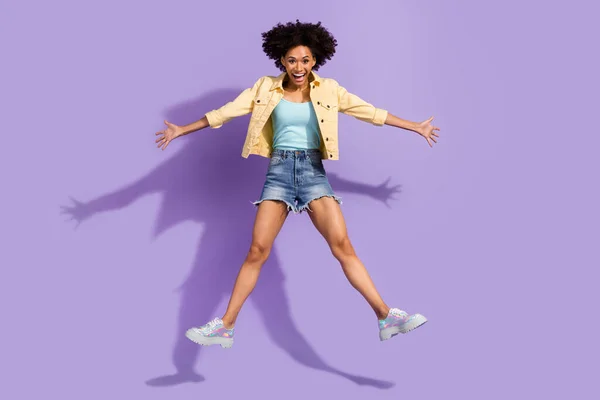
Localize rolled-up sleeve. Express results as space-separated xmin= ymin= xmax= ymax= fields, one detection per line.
xmin=337 ymin=85 xmax=388 ymax=126
xmin=205 ymin=77 xmax=265 ymax=129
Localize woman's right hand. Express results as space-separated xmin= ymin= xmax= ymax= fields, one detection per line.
xmin=155 ymin=120 xmax=184 ymax=150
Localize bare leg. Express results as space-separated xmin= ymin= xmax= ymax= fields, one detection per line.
xmin=221 ymin=200 xmax=289 ymax=328
xmin=251 ymin=251 xmax=394 ymax=389
xmin=307 ymin=197 xmax=390 ymax=320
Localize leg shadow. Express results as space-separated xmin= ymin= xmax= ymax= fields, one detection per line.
xmin=145 ymin=227 xmax=239 ymax=386
xmin=252 ymin=249 xmax=395 ymax=389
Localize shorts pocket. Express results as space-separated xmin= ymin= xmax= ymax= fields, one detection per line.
xmin=269 ymin=155 xmax=283 ymax=166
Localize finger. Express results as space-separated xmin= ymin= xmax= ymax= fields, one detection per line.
xmin=162 ymin=140 xmax=170 ymax=150
xmin=431 ymin=136 xmax=438 ymax=143
xmin=155 ymin=136 xmax=163 ymax=143
xmin=427 ymin=116 xmax=434 ymax=122
xmin=156 ymin=130 xmax=164 ymax=135
xmin=427 ymin=138 xmax=433 ymax=147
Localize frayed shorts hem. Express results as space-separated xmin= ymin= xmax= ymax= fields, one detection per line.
xmin=251 ymin=198 xmax=297 ymax=213
xmin=251 ymin=195 xmax=342 ymax=214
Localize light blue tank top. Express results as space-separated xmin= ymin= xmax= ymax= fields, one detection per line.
xmin=271 ymin=98 xmax=321 ymax=150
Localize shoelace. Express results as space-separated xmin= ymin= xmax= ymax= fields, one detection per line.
xmin=389 ymin=308 xmax=407 ymax=318
xmin=206 ymin=318 xmax=221 ymax=330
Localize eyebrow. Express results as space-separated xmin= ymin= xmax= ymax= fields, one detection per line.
xmin=287 ymin=56 xmax=310 ymax=59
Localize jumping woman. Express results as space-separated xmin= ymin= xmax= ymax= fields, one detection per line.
xmin=155 ymin=20 xmax=440 ymax=349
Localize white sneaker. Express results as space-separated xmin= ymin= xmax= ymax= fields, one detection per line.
xmin=378 ymin=308 xmax=427 ymax=341
xmin=185 ymin=317 xmax=234 ymax=348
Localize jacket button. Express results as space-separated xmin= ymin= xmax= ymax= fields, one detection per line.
xmin=321 ymin=119 xmax=324 ymax=123
xmin=326 ymin=137 xmax=329 ymax=141
xmin=327 ymin=105 xmax=330 ymax=108
xmin=317 ymin=101 xmax=321 ymax=105
xmin=256 ymin=100 xmax=260 ymax=103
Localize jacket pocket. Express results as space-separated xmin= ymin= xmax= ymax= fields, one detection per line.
xmin=253 ymin=95 xmax=269 ymax=107
xmin=315 ymin=100 xmax=338 ymax=123
xmin=316 ymin=100 xmax=337 ymax=111
xmin=250 ymin=95 xmax=270 ymax=121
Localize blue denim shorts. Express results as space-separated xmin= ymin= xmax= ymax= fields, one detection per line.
xmin=253 ymin=149 xmax=342 ymax=213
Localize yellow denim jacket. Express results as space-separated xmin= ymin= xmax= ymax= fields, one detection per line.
xmin=205 ymin=71 xmax=388 ymax=160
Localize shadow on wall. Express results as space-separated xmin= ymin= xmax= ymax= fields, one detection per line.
xmin=61 ymin=88 xmax=401 ymax=389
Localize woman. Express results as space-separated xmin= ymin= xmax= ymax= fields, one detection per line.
xmin=155 ymin=20 xmax=440 ymax=348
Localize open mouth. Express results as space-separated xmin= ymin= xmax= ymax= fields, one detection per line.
xmin=292 ymin=72 xmax=306 ymax=80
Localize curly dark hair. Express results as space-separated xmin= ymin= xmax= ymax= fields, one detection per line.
xmin=261 ymin=20 xmax=338 ymax=72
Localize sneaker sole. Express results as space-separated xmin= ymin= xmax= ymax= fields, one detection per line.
xmin=185 ymin=329 xmax=234 ymax=349
xmin=379 ymin=314 xmax=428 ymax=341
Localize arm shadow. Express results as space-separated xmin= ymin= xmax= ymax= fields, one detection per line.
xmin=61 ymin=89 xmax=397 ymax=389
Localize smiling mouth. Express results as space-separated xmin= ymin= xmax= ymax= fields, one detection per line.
xmin=292 ymin=73 xmax=306 ymax=78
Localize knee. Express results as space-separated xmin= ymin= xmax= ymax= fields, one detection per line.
xmin=246 ymin=242 xmax=271 ymax=264
xmin=330 ymin=236 xmax=355 ymax=260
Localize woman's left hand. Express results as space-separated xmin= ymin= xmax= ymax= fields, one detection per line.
xmin=416 ymin=116 xmax=441 ymax=147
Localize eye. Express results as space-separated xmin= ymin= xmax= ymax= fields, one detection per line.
xmin=302 ymin=59 xmax=310 ymax=64
xmin=288 ymin=59 xmax=296 ymax=64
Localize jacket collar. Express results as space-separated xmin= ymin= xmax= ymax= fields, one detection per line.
xmin=270 ymin=71 xmax=322 ymax=91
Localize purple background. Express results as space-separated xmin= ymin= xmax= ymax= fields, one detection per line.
xmin=2 ymin=0 xmax=598 ymax=398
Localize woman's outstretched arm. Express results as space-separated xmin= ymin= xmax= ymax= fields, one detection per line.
xmin=156 ymin=76 xmax=266 ymax=150
xmin=337 ymin=84 xmax=441 ymax=147
xmin=384 ymin=113 xmax=441 ymax=147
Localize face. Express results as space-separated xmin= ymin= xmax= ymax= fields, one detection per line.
xmin=281 ymin=45 xmax=316 ymax=88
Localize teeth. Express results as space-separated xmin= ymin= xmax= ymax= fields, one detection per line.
xmin=293 ymin=73 xmax=305 ymax=77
